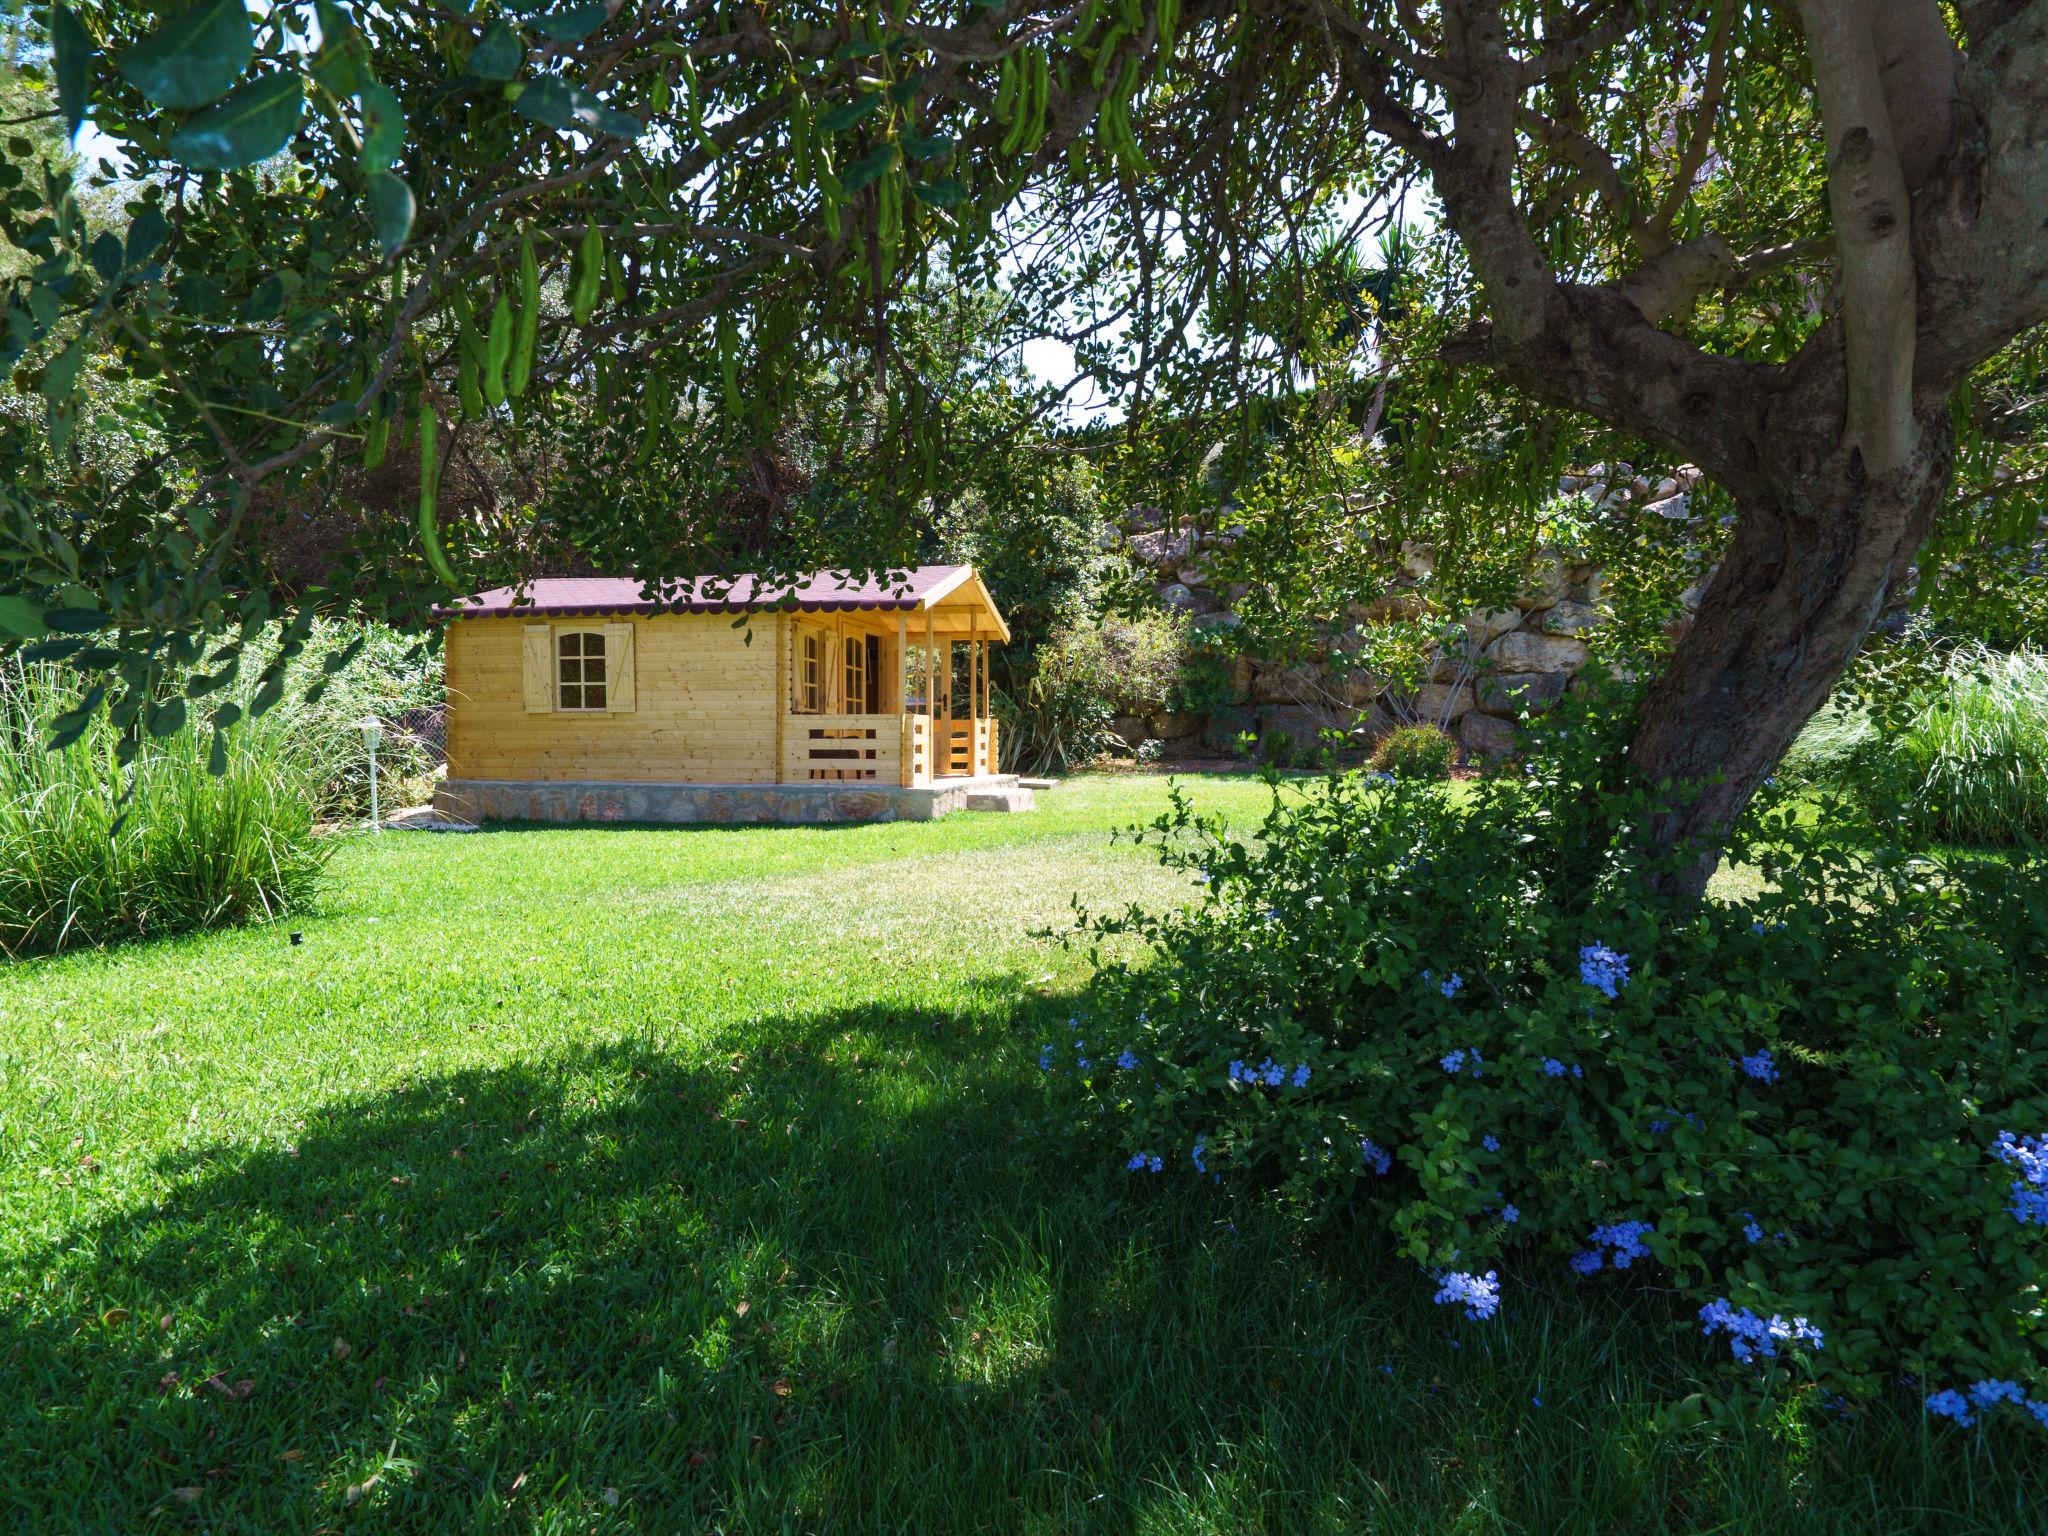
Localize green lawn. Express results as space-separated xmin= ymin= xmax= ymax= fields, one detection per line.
xmin=0 ymin=773 xmax=2036 ymax=1533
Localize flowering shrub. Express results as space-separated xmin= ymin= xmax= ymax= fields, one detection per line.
xmin=1050 ymin=688 xmax=2048 ymax=1418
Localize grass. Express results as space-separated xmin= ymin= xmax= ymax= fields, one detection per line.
xmin=1785 ymin=643 xmax=2048 ymax=848
xmin=0 ymin=661 xmax=329 ymax=957
xmin=1 ymin=774 xmax=2039 ymax=1533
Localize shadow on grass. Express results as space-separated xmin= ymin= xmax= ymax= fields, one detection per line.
xmin=5 ymin=999 xmax=2040 ymax=1535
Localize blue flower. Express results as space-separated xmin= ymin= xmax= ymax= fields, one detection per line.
xmin=1577 ymin=944 xmax=1630 ymax=1000
xmin=1699 ymin=1299 xmax=1824 ymax=1363
xmin=1126 ymin=1152 xmax=1163 ymax=1173
xmin=1541 ymin=1058 xmax=1567 ymax=1078
xmin=1588 ymin=1220 xmax=1655 ymax=1268
xmin=1191 ymin=1136 xmax=1208 ymax=1174
xmin=1260 ymin=1057 xmax=1285 ymax=1087
xmin=1432 ymin=1269 xmax=1501 ymax=1321
xmin=1969 ymin=1379 xmax=2027 ymax=1410
xmin=1360 ymin=1138 xmax=1392 ymax=1176
xmin=1568 ymin=1250 xmax=1603 ymax=1276
xmin=1501 ymin=1204 xmax=1520 ymax=1224
xmin=1735 ymin=1048 xmax=1779 ymax=1084
xmin=1741 ymin=1215 xmax=1764 ymax=1244
xmin=1037 ymin=1044 xmax=1055 ymax=1071
xmin=1440 ymin=1047 xmax=1483 ymax=1077
xmin=1228 ymin=1059 xmax=1247 ymax=1083
xmin=1440 ymin=973 xmax=1464 ymax=999
xmin=1925 ymin=1389 xmax=1975 ymax=1426
xmin=1116 ymin=1049 xmax=1140 ymax=1071
xmin=1291 ymin=1063 xmax=1311 ymax=1088
xmin=1992 ymin=1131 xmax=2047 ymax=1225
xmin=1482 ymin=1133 xmax=1500 ymax=1152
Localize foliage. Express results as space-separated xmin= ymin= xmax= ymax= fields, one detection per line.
xmin=1054 ymin=690 xmax=2048 ymax=1414
xmin=4 ymin=777 xmax=2041 ymax=1530
xmin=1370 ymin=724 xmax=1456 ymax=780
xmin=1787 ymin=640 xmax=2048 ymax=848
xmin=1000 ymin=610 xmax=1189 ymax=774
xmin=0 ymin=658 xmax=327 ymax=955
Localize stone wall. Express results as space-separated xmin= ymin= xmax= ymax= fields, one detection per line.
xmin=1107 ymin=465 xmax=1709 ymax=761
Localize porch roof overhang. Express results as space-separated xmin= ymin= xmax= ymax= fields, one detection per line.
xmin=435 ymin=563 xmax=1010 ymax=642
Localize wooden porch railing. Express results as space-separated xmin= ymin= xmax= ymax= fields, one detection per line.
xmin=781 ymin=713 xmax=903 ymax=783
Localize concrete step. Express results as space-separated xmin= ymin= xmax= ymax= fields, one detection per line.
xmin=965 ymin=787 xmax=1036 ymax=813
xmin=1017 ymin=777 xmax=1059 ymax=791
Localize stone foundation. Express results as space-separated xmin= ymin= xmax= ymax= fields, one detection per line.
xmin=434 ymin=775 xmax=1024 ymax=826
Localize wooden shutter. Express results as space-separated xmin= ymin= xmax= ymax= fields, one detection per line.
xmin=522 ymin=624 xmax=552 ymax=713
xmin=605 ymin=622 xmax=636 ymax=712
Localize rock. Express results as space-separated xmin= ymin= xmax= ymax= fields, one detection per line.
xmin=1223 ymin=582 xmax=1250 ymax=604
xmin=1128 ymin=528 xmax=1195 ymax=567
xmin=1399 ymin=542 xmax=1434 ymax=581
xmin=1111 ymin=715 xmax=1149 ymax=747
xmin=1188 ymin=611 xmax=1242 ymax=642
xmin=1461 ymin=711 xmax=1519 ymax=759
xmin=1148 ymin=711 xmax=1202 ymax=741
xmin=1251 ymin=662 xmax=1322 ymax=705
xmin=1364 ymin=589 xmax=1429 ymax=622
xmin=1415 ymin=682 xmax=1476 ymax=723
xmin=1258 ymin=705 xmax=1335 ymax=756
xmin=1157 ymin=582 xmax=1203 ymax=612
xmin=1651 ymin=476 xmax=1679 ymax=501
xmin=1462 ymin=607 xmax=1523 ymax=647
xmin=1486 ymin=629 xmax=1590 ymax=671
xmin=1514 ymin=552 xmax=1569 ymax=611
xmin=1124 ymin=505 xmax=1166 ymax=531
xmin=1645 ymin=492 xmax=1691 ymax=521
xmin=1224 ymin=655 xmax=1254 ymax=703
xmin=1175 ymin=565 xmax=1208 ymax=588
xmin=1330 ymin=667 xmax=1379 ymax=706
xmin=1540 ymin=600 xmax=1602 ymax=636
xmin=1568 ymin=568 xmax=1604 ymax=607
xmin=1476 ymin=670 xmax=1570 ymax=718
xmin=1678 ymin=581 xmax=1707 ymax=611
xmin=1201 ymin=704 xmax=1259 ymax=755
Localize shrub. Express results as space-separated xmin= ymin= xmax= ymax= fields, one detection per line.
xmin=0 ymin=661 xmax=330 ymax=956
xmin=1371 ymin=724 xmax=1457 ymax=780
xmin=1002 ymin=611 xmax=1190 ymax=774
xmin=1050 ymin=686 xmax=2048 ymax=1419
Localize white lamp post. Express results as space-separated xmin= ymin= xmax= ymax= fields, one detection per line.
xmin=357 ymin=714 xmax=384 ymax=832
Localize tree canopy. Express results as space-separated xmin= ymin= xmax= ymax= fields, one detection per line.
xmin=3 ymin=0 xmax=2045 ymax=875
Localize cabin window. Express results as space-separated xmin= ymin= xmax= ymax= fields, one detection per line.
xmin=842 ymin=636 xmax=867 ymax=714
xmin=798 ymin=632 xmax=823 ymax=712
xmin=556 ymin=629 xmax=608 ymax=712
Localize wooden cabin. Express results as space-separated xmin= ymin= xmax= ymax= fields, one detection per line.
xmin=431 ymin=565 xmax=1030 ymax=824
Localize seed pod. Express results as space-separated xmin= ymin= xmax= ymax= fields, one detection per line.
xmin=457 ymin=332 xmax=483 ymax=419
xmin=572 ymin=222 xmax=603 ymax=324
xmin=362 ymin=409 xmax=390 ymax=470
xmin=483 ymin=294 xmax=511 ymax=406
xmin=416 ymin=401 xmax=457 ymax=588
xmin=993 ymin=51 xmax=1018 ymax=123
xmin=510 ymin=234 xmax=538 ymax=397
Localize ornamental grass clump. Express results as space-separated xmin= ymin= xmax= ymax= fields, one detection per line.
xmin=0 ymin=660 xmax=329 ymax=956
xmin=1049 ymin=687 xmax=2048 ymax=1418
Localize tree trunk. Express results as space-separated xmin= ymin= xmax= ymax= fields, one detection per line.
xmin=1626 ymin=405 xmax=1954 ymax=897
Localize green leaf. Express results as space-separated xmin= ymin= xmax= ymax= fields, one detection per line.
xmin=126 ymin=203 xmax=168 ymax=265
xmin=42 ymin=606 xmax=106 ymax=634
xmin=517 ymin=3 xmax=609 ymax=42
xmin=310 ymin=0 xmax=363 ymax=96
xmin=513 ymin=77 xmax=643 ymax=138
xmin=169 ymin=70 xmax=304 ymax=170
xmin=819 ymin=93 xmax=884 ymax=134
xmin=145 ymin=696 xmax=187 ymax=737
xmin=364 ymin=170 xmax=414 ymax=259
xmin=0 ymin=594 xmax=47 ymax=639
xmin=52 ymin=6 xmax=92 ymax=138
xmin=358 ymin=79 xmax=403 ymax=173
xmin=839 ymin=143 xmax=897 ymax=194
xmin=116 ymin=0 xmax=254 ymax=110
xmin=89 ymin=231 xmax=123 ymax=281
xmin=467 ymin=19 xmax=523 ymax=81
xmin=901 ymin=130 xmax=954 ymax=162
xmin=908 ymin=178 xmax=968 ymax=208
xmin=207 ymin=726 xmax=228 ymax=776
xmin=42 ymin=339 xmax=87 ymax=406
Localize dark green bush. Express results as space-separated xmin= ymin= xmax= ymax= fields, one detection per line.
xmin=1371 ymin=724 xmax=1457 ymax=779
xmin=1051 ymin=689 xmax=2047 ymax=1421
